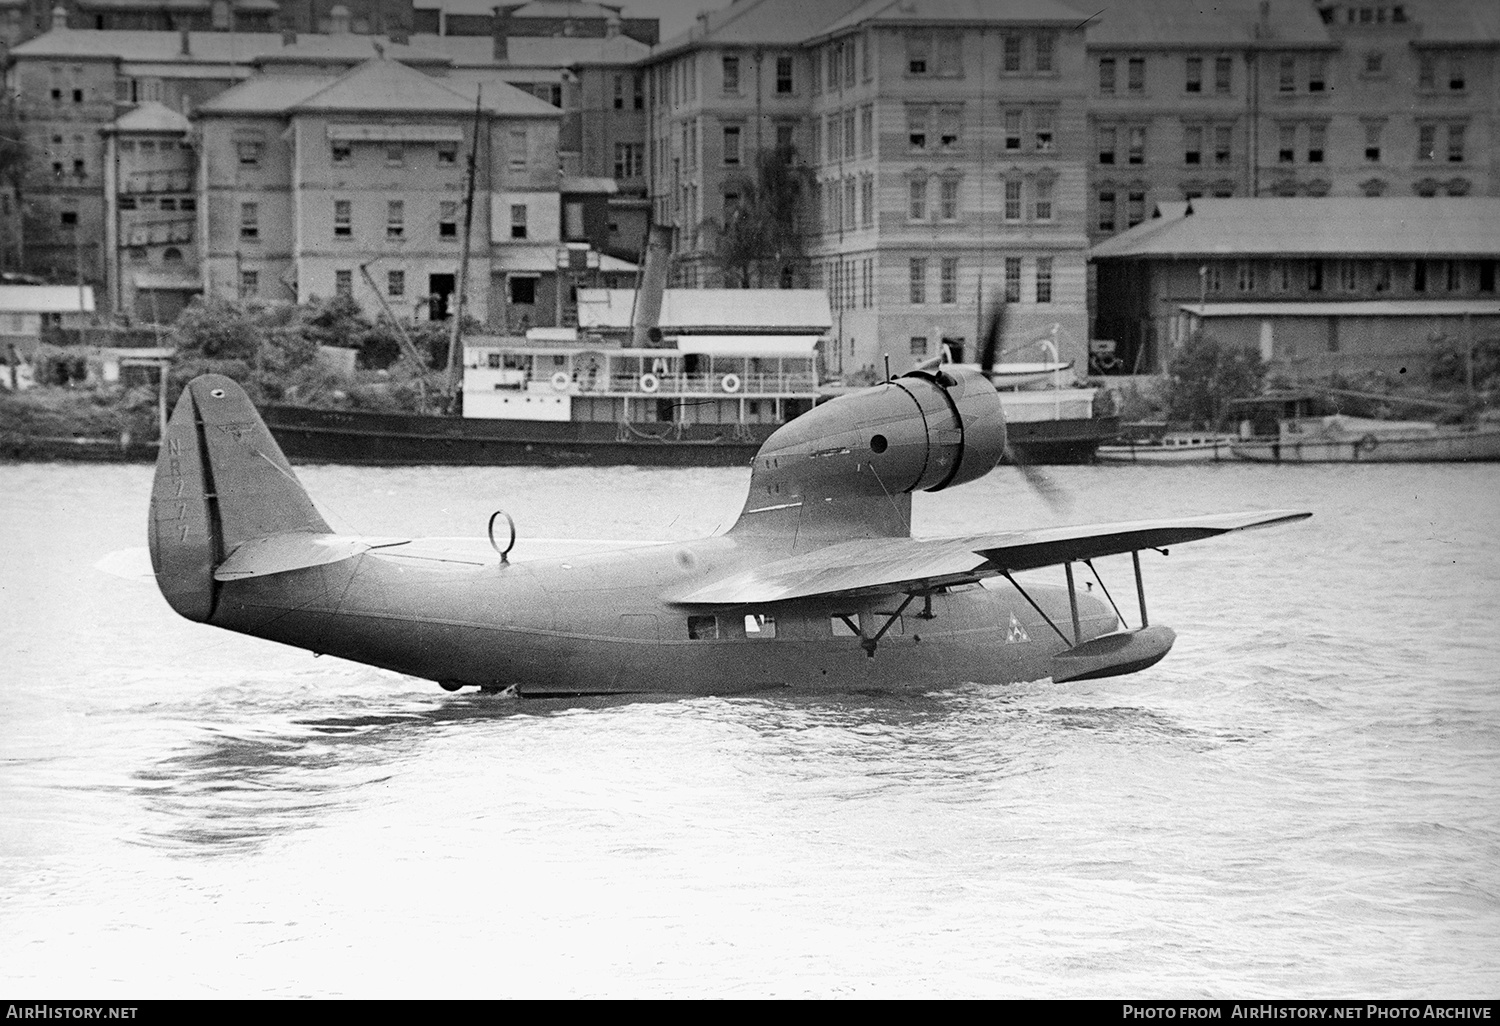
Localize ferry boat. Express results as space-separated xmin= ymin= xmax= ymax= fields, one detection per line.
xmin=262 ymin=330 xmax=821 ymax=467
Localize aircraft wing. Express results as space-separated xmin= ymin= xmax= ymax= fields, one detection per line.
xmin=665 ymin=510 xmax=1310 ymax=605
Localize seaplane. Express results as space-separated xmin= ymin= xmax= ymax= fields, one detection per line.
xmin=148 ymin=311 xmax=1308 ymax=697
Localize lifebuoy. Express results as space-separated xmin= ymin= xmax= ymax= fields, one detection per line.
xmin=640 ymin=373 xmax=660 ymax=393
xmin=1359 ymin=433 xmax=1379 ymax=454
xmin=721 ymin=373 xmax=741 ymax=393
xmin=550 ymin=371 xmax=570 ymax=392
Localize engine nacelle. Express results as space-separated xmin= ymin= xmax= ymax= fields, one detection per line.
xmin=729 ymin=366 xmax=1008 ymax=541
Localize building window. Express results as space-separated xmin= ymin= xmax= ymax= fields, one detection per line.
xmin=1445 ymin=260 xmax=1461 ymax=292
xmin=908 ymin=106 xmax=928 ymax=151
xmin=1099 ymin=57 xmax=1116 ymax=94
xmin=1004 ymin=110 xmax=1022 ymax=152
xmin=385 ymin=144 xmax=403 ymax=167
xmin=861 ymin=104 xmax=874 ymax=157
xmin=723 ymin=126 xmax=741 ymax=166
xmin=335 ymin=270 xmax=353 ymax=298
xmin=1214 ymin=125 xmax=1232 ymax=164
xmin=844 ymin=177 xmax=856 ymax=229
xmin=1205 ymin=264 xmax=1223 ymax=292
xmin=1478 ymin=261 xmax=1495 ymax=293
xmin=909 ymin=257 xmax=927 ymax=304
xmin=940 ymin=257 xmax=958 ymax=304
xmin=910 ymin=336 xmax=928 ymax=356
xmin=939 ymin=178 xmax=959 ymax=220
xmin=1279 ymin=124 xmax=1296 ymax=163
xmin=1412 ymin=261 xmax=1427 ymax=291
xmin=1307 ymin=124 xmax=1326 ymax=164
xmin=1098 ymin=190 xmax=1117 ymax=233
xmin=1034 ymin=179 xmax=1053 ymax=221
xmin=1184 ymin=125 xmax=1202 ymax=165
xmin=237 ymin=141 xmax=262 ymax=167
xmin=1004 ymin=257 xmax=1022 ymax=302
xmin=1215 ymin=57 xmax=1232 ymax=93
xmin=722 ymin=55 xmax=740 ymax=93
xmin=1418 ymin=54 xmax=1435 ymax=89
xmin=1448 ymin=124 xmax=1466 ymax=163
xmin=1004 ymin=179 xmax=1022 ymax=221
xmin=508 ymin=129 xmax=527 ymax=171
xmin=1417 ymin=124 xmax=1436 ymax=162
xmin=1002 ymin=34 xmax=1021 ymax=73
xmin=1364 ymin=51 xmax=1384 ymax=76
xmin=908 ymin=177 xmax=926 ymax=219
xmin=1127 ymin=191 xmax=1145 ymax=227
xmin=333 ymin=200 xmax=351 ymax=238
xmin=240 ymin=270 xmax=258 ymax=297
xmin=1278 ymin=55 xmax=1295 ymax=92
xmin=1306 ymin=260 xmax=1323 ymax=291
xmin=1185 ymin=56 xmax=1202 ymax=93
xmin=938 ymin=107 xmax=961 ymax=151
xmin=908 ymin=30 xmax=931 ymax=75
xmin=1128 ymin=126 xmax=1145 ymax=165
xmin=386 ymin=200 xmax=404 ymax=239
xmin=387 ymin=270 xmax=404 ymax=297
xmin=331 ymin=141 xmax=351 ymax=164
xmin=1448 ymin=58 xmax=1465 ymax=91
xmin=1127 ymin=57 xmax=1145 ymax=93
xmin=437 ymin=143 xmax=457 ymax=165
xmin=439 ymin=201 xmax=457 ymax=238
xmin=1036 ymin=258 xmax=1053 ymax=304
xmin=1098 ymin=126 xmax=1117 ymax=165
xmin=613 ymin=74 xmax=625 ymax=109
xmin=776 ymin=55 xmax=793 ymax=94
xmin=1034 ymin=110 xmax=1054 ymax=152
xmin=1035 ymin=32 xmax=1055 ymax=73
xmin=635 ymin=75 xmax=645 ymax=110
xmin=845 ymin=110 xmax=857 ymax=157
xmin=510 ymin=203 xmax=527 ymax=239
xmin=1338 ymin=261 xmax=1358 ymax=292
xmin=862 ymin=174 xmax=875 ymax=228
xmin=1308 ymin=54 xmax=1326 ymax=92
xmin=1237 ymin=261 xmax=1257 ymax=292
xmin=239 ymin=202 xmax=258 ymax=240
xmin=1365 ymin=123 xmax=1383 ymax=162
xmin=614 ymin=143 xmax=643 ymax=178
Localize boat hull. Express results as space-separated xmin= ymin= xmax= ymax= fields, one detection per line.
xmin=1095 ymin=439 xmax=1236 ymax=465
xmin=1231 ymin=427 xmax=1500 ymax=463
xmin=260 ymin=404 xmax=1119 ymax=467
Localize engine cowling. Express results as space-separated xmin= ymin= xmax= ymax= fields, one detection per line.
xmin=728 ymin=366 xmax=1008 ymax=541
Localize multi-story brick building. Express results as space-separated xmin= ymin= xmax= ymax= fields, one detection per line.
xmin=196 ymin=54 xmax=562 ymax=327
xmin=640 ymin=0 xmax=1093 ymax=378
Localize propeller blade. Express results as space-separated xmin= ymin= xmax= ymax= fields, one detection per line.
xmin=979 ymin=298 xmax=1007 ymax=374
xmin=1004 ymin=439 xmax=1071 ymax=516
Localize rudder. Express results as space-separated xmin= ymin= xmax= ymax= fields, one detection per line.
xmin=149 ymin=374 xmax=330 ymax=622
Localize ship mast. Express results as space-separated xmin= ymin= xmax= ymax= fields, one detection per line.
xmin=444 ymin=87 xmax=483 ymax=410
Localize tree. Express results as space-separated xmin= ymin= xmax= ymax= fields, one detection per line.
xmin=705 ymin=144 xmax=812 ymax=288
xmin=1164 ymin=332 xmax=1266 ymax=428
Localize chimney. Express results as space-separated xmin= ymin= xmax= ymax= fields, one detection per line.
xmin=51 ymin=4 xmax=67 ymax=31
xmin=605 ymin=13 xmax=621 ymax=39
xmin=491 ymin=6 xmax=511 ymax=62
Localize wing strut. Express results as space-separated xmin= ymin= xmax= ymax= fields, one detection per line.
xmin=842 ymin=593 xmax=920 ymax=657
xmin=999 ymin=570 xmax=1072 ymax=646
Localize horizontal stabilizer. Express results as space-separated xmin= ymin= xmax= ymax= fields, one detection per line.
xmin=666 ymin=510 xmax=1310 ymax=605
xmin=214 ymin=533 xmax=409 ymax=581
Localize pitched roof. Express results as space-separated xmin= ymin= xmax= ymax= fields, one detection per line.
xmin=112 ymin=101 xmax=192 ymax=133
xmin=1090 ymin=198 xmax=1500 ymax=260
xmin=9 ymin=29 xmax=284 ymax=62
xmin=252 ymin=35 xmax=453 ymax=67
xmin=196 ymin=75 xmax=331 ymax=115
xmin=817 ymin=0 xmax=1087 ymax=39
xmin=651 ymin=0 xmax=868 ymax=58
xmin=1400 ymin=0 xmax=1500 ymax=43
xmin=1084 ymin=0 xmax=1330 ymax=47
xmin=290 ymin=57 xmax=481 ymax=113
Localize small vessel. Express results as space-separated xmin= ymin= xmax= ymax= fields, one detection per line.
xmin=1095 ymin=423 xmax=1237 ymax=464
xmin=1227 ymin=393 xmax=1500 ymax=463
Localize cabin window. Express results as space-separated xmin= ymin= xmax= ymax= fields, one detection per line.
xmin=745 ymin=614 xmax=776 ymax=638
xmin=687 ymin=615 xmax=719 ymax=640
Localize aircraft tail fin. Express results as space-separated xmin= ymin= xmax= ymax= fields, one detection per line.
xmin=149 ymin=374 xmax=330 ymax=622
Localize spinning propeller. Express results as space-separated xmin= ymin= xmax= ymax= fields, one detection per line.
xmin=974 ymin=299 xmax=1071 ymax=515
